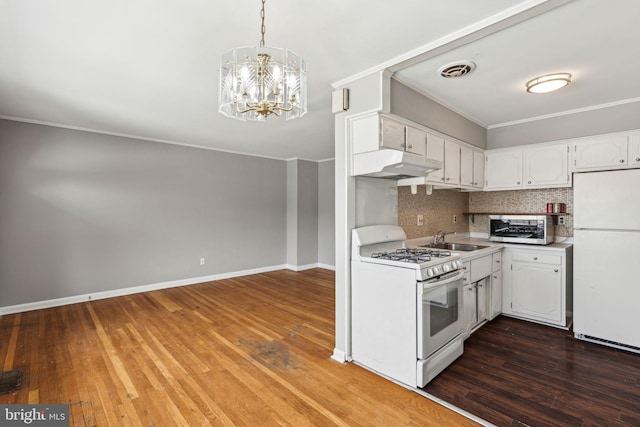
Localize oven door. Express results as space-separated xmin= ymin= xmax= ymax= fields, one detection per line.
xmin=417 ymin=269 xmax=464 ymax=360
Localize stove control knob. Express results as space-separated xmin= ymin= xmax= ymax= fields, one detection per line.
xmin=426 ymin=268 xmax=434 ymax=277
xmin=443 ymin=264 xmax=450 ymax=272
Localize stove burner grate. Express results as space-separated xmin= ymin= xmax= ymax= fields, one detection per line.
xmin=371 ymin=248 xmax=452 ymax=263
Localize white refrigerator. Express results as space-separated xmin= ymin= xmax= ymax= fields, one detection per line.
xmin=573 ymin=169 xmax=640 ymax=351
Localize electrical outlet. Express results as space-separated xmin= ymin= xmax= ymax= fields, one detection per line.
xmin=558 ymin=216 xmax=566 ymax=225
xmin=453 ymin=215 xmax=457 ymax=224
xmin=200 ymin=257 xmax=206 ymax=265
xmin=417 ymin=214 xmax=424 ymax=226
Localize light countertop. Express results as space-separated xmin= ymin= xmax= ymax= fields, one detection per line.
xmin=406 ymin=233 xmax=572 ymax=261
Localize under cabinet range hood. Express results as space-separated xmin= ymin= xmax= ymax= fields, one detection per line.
xmin=351 ymin=150 xmax=442 ymax=179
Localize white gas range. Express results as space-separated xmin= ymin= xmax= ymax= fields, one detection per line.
xmin=351 ymin=225 xmax=464 ymax=388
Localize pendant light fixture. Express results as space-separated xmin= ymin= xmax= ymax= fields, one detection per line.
xmin=218 ymin=0 xmax=307 ymax=121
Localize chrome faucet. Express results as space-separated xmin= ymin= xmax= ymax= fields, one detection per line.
xmin=433 ymin=230 xmax=456 ymax=245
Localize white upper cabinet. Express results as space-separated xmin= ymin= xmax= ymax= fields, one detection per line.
xmin=523 ymin=143 xmax=570 ymax=188
xmin=485 ymin=143 xmax=570 ymax=190
xmin=485 ymin=149 xmax=523 ymax=189
xmin=352 ymin=114 xmax=428 ymax=156
xmin=629 ymin=132 xmax=640 ymax=167
xmin=573 ymin=133 xmax=628 ymax=171
xmin=380 ymin=117 xmax=406 ymax=151
xmin=426 ymin=133 xmax=445 ymax=184
xmin=380 ymin=117 xmax=427 ymax=156
xmin=460 ymin=145 xmax=474 ymax=187
xmin=405 ymin=126 xmax=427 ymax=156
xmin=444 ymin=139 xmax=461 ymax=185
xmin=472 ymin=149 xmax=485 ymax=189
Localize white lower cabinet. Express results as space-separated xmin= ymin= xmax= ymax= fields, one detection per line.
xmin=462 ymin=251 xmax=501 ymax=339
xmin=490 ymin=251 xmax=502 ymax=320
xmin=502 ymin=246 xmax=573 ymax=328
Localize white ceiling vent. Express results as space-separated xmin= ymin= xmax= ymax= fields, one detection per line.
xmin=438 ymin=61 xmax=476 ymax=78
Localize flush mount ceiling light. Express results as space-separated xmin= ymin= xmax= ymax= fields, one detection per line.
xmin=218 ymin=0 xmax=307 ymax=121
xmin=526 ymin=73 xmax=572 ymax=94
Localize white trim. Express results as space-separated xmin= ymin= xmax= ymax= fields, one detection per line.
xmin=488 ymin=97 xmax=640 ymax=129
xmin=316 ymin=263 xmax=336 ymax=271
xmin=0 ymin=115 xmax=300 ymax=162
xmin=285 ymin=263 xmax=322 ymax=272
xmin=0 ymin=264 xmax=335 ymax=315
xmin=331 ymin=348 xmax=347 ymax=363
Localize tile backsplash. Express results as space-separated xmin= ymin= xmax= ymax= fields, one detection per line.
xmin=398 ymin=186 xmax=574 ymax=239
xmin=398 ymin=188 xmax=469 ymax=239
xmin=469 ymin=188 xmax=573 ymax=237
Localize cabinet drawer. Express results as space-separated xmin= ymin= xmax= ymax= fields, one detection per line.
xmin=512 ymin=252 xmax=561 ymax=265
xmin=470 ymin=256 xmax=492 ymax=282
xmin=492 ymin=252 xmax=502 ymax=272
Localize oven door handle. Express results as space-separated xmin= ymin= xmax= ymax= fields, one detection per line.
xmin=420 ymin=269 xmax=464 ymax=290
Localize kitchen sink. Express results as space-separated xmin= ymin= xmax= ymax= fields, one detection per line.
xmin=421 ymin=243 xmax=488 ymax=251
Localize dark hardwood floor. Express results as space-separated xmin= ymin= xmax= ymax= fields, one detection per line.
xmin=424 ymin=316 xmax=640 ymax=427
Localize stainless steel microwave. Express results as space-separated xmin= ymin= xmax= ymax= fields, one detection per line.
xmin=488 ymin=215 xmax=554 ymax=245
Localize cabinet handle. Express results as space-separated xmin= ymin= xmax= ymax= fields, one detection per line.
xmin=446 ymin=177 xmax=450 ymax=181
xmin=533 ymin=257 xmax=538 ymax=260
xmin=496 ymin=260 xmax=501 ymax=264
xmin=408 ymin=144 xmax=413 ymax=149
xmin=528 ymin=180 xmax=532 ymax=184
xmin=620 ymin=159 xmax=625 ymax=163
xmin=554 ymin=269 xmax=559 ymax=273
xmin=478 ymin=283 xmax=483 ymax=287
xmin=517 ymin=181 xmax=521 ymax=185
xmin=493 ymin=275 xmax=497 ymax=279
xmin=636 ymin=157 xmax=640 ymax=162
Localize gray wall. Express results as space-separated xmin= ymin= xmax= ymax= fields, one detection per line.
xmin=390 ymin=78 xmax=487 ymax=149
xmin=488 ymin=101 xmax=640 ymax=149
xmin=0 ymin=119 xmax=288 ymax=307
xmin=317 ymin=160 xmax=335 ymax=267
xmin=286 ymin=159 xmax=321 ymax=268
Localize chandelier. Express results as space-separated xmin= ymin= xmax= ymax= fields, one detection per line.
xmin=218 ymin=0 xmax=307 ymax=121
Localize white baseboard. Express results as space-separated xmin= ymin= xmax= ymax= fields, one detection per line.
xmin=0 ymin=263 xmax=337 ymax=316
xmin=331 ymin=348 xmax=347 ymax=363
xmin=0 ymin=264 xmax=287 ymax=315
xmin=0 ymin=264 xmax=335 ymax=316
xmin=285 ymin=263 xmax=336 ymax=272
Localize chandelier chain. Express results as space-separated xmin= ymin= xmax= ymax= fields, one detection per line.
xmin=260 ymin=0 xmax=266 ymax=48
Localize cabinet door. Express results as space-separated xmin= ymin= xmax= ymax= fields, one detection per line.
xmin=444 ymin=140 xmax=461 ymax=185
xmin=380 ymin=117 xmax=406 ymax=151
xmin=524 ymin=143 xmax=569 ymax=187
xmin=492 ymin=251 xmax=502 ymax=273
xmin=477 ymin=279 xmax=488 ymax=324
xmin=490 ymin=270 xmax=502 ymax=320
xmin=405 ymin=126 xmax=427 ymax=156
xmin=462 ymin=283 xmax=477 ymax=339
xmin=460 ymin=145 xmax=474 ymax=187
xmin=472 ymin=150 xmax=484 ymax=188
xmin=511 ymin=261 xmax=562 ymax=323
xmin=629 ymin=132 xmax=640 ymax=167
xmin=485 ymin=149 xmax=523 ymax=189
xmin=426 ymin=133 xmax=445 ymax=184
xmin=573 ymin=134 xmax=628 ymax=171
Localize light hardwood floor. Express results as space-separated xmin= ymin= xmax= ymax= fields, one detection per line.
xmin=0 ymin=269 xmax=479 ymax=426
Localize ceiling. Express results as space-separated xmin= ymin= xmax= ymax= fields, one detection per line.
xmin=1 ymin=0 xmax=639 ymax=161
